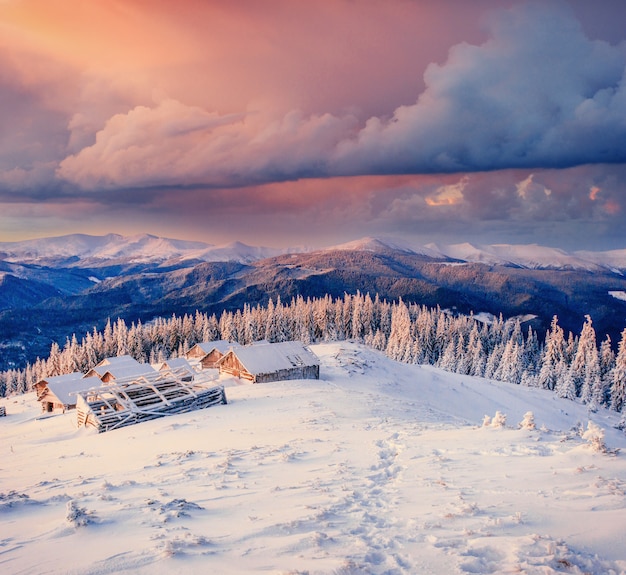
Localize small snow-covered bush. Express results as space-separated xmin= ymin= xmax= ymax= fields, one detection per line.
xmin=519 ymin=411 xmax=536 ymax=430
xmin=66 ymin=500 xmax=96 ymax=527
xmin=582 ymin=421 xmax=607 ymax=453
xmin=481 ymin=411 xmax=507 ymax=428
xmin=491 ymin=411 xmax=507 ymax=428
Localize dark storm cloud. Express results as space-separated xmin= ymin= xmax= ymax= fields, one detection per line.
xmin=333 ymin=2 xmax=626 ymax=175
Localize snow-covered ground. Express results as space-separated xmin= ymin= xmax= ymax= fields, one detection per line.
xmin=2 ymin=342 xmax=626 ymax=574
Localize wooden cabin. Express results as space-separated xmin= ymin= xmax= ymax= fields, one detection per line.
xmin=187 ymin=340 xmax=241 ymax=369
xmin=158 ymin=357 xmax=195 ymax=382
xmin=75 ymin=367 xmax=226 ymax=433
xmin=217 ymin=341 xmax=320 ymax=383
xmin=85 ymin=355 xmax=155 ymax=383
xmin=35 ymin=373 xmax=102 ymax=413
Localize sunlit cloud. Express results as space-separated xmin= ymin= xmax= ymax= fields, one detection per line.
xmin=425 ymin=177 xmax=468 ymax=206
xmin=589 ymin=186 xmax=601 ymax=200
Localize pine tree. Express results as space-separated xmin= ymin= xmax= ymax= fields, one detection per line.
xmin=437 ymin=338 xmax=458 ymax=373
xmin=484 ymin=342 xmax=504 ymax=380
xmin=538 ymin=316 xmax=566 ymax=391
xmin=386 ymin=299 xmax=411 ymax=362
xmin=571 ymin=315 xmax=599 ymax=402
xmin=46 ymin=342 xmax=62 ymax=377
xmin=555 ymin=362 xmax=576 ymax=400
xmin=610 ymin=328 xmax=626 ymax=412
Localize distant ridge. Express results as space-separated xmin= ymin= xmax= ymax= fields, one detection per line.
xmin=0 ymin=234 xmax=286 ymax=266
xmin=329 ymin=237 xmax=626 ymax=272
xmin=1 ymin=232 xmax=625 ymax=271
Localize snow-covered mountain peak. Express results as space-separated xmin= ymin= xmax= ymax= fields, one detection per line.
xmin=424 ymin=241 xmax=614 ymax=270
xmin=0 ymin=234 xmax=286 ymax=266
xmin=326 ymin=236 xmax=421 ymax=255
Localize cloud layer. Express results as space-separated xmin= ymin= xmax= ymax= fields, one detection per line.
xmin=54 ymin=2 xmax=626 ymax=191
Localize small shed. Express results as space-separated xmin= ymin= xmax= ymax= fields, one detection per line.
xmin=187 ymin=340 xmax=241 ymax=369
xmin=85 ymin=356 xmax=155 ymax=383
xmin=75 ymin=367 xmax=226 ymax=433
xmin=217 ymin=341 xmax=320 ymax=383
xmin=35 ymin=373 xmax=102 ymax=413
xmin=158 ymin=357 xmax=195 ymax=382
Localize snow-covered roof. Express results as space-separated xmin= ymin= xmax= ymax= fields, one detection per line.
xmin=38 ymin=373 xmax=102 ymax=406
xmin=220 ymin=341 xmax=319 ymax=374
xmin=160 ymin=357 xmax=194 ymax=373
xmin=189 ymin=340 xmax=237 ymax=355
xmin=100 ymin=363 xmax=155 ymax=381
xmin=96 ymin=355 xmax=140 ymax=368
xmin=87 ymin=363 xmax=154 ymax=381
xmin=89 ymin=356 xmax=154 ymax=380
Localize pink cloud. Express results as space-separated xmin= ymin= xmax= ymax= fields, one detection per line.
xmin=52 ymin=2 xmax=626 ymax=194
xmin=57 ymin=99 xmax=358 ymax=189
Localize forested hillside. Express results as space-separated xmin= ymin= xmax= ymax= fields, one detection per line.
xmin=2 ymin=245 xmax=626 ymax=372
xmin=3 ymin=293 xmax=625 ymax=423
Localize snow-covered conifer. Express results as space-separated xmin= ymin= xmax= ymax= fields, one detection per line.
xmin=555 ymin=362 xmax=577 ymax=400
xmin=610 ymin=328 xmax=626 ymax=412
xmin=519 ymin=411 xmax=536 ymax=430
xmin=538 ymin=316 xmax=566 ymax=391
xmin=491 ymin=411 xmax=507 ymax=428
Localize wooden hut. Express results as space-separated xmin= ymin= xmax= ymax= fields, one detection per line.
xmin=75 ymin=367 xmax=226 ymax=433
xmin=35 ymin=373 xmax=102 ymax=413
xmin=187 ymin=340 xmax=241 ymax=369
xmin=217 ymin=341 xmax=320 ymax=383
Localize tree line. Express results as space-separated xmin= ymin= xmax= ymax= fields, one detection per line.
xmin=1 ymin=293 xmax=625 ymax=421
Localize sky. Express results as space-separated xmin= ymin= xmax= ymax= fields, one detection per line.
xmin=1 ymin=0 xmax=626 ymax=250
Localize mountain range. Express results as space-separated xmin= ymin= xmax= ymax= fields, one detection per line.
xmin=2 ymin=233 xmax=626 ymax=271
xmin=1 ymin=233 xmax=626 ymax=370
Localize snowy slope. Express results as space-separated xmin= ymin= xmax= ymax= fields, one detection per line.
xmin=2 ymin=342 xmax=625 ymax=575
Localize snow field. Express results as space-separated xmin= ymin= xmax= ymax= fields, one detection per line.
xmin=1 ymin=342 xmax=626 ymax=574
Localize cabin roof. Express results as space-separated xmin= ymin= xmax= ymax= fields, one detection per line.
xmin=101 ymin=363 xmax=155 ymax=380
xmin=96 ymin=355 xmax=139 ymax=367
xmin=159 ymin=357 xmax=193 ymax=372
xmin=219 ymin=341 xmax=319 ymax=375
xmin=89 ymin=361 xmax=155 ymax=380
xmin=194 ymin=340 xmax=240 ymax=354
xmin=37 ymin=373 xmax=102 ymax=405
